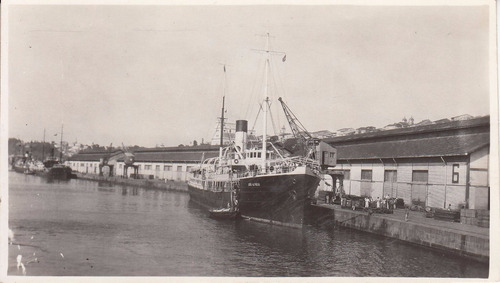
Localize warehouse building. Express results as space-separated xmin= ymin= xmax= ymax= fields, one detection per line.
xmin=323 ymin=116 xmax=490 ymax=210
xmin=69 ymin=145 xmax=219 ymax=182
xmin=119 ymin=146 xmax=218 ymax=181
xmin=69 ymin=116 xmax=490 ymax=210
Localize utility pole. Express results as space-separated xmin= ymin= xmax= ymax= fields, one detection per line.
xmin=59 ymin=124 xmax=64 ymax=162
xmin=42 ymin=128 xmax=46 ymax=161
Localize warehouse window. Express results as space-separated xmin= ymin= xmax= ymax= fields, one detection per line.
xmin=155 ymin=165 xmax=160 ymax=171
xmin=384 ymin=170 xmax=397 ymax=182
xmin=343 ymin=170 xmax=350 ymax=180
xmin=361 ymin=170 xmax=372 ymax=181
xmin=144 ymin=165 xmax=152 ymax=170
xmin=177 ymin=166 xmax=183 ymax=172
xmin=164 ymin=165 xmax=172 ymax=171
xmin=412 ymin=170 xmax=428 ymax=183
xmin=452 ymin=164 xmax=459 ymax=183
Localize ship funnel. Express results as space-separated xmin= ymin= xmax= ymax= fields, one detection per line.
xmin=235 ymin=120 xmax=248 ymax=154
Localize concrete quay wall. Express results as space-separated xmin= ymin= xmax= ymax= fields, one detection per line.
xmin=308 ymin=205 xmax=489 ymax=263
xmin=75 ymin=173 xmax=188 ymax=192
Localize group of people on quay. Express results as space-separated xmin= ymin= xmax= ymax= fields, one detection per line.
xmin=324 ymin=192 xmax=403 ymax=214
xmin=363 ymin=195 xmax=397 ymax=210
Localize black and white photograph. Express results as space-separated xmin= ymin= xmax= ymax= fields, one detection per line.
xmin=1 ymin=0 xmax=498 ymax=281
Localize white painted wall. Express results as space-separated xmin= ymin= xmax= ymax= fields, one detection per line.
xmin=336 ymin=157 xmax=479 ymax=209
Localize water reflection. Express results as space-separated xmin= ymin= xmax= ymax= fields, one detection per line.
xmin=8 ymin=172 xmax=489 ymax=277
xmin=45 ymin=177 xmax=71 ymax=184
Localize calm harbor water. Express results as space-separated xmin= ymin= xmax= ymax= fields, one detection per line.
xmin=8 ymin=172 xmax=488 ymax=277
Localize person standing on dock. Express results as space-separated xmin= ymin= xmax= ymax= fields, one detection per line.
xmin=405 ymin=207 xmax=409 ymax=222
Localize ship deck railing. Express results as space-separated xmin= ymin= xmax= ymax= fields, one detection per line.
xmin=234 ymin=157 xmax=319 ymax=178
xmin=190 ymin=156 xmax=320 ymax=182
xmin=188 ymin=178 xmax=238 ymax=192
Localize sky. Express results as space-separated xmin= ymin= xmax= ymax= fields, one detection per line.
xmin=6 ymin=3 xmax=492 ymax=147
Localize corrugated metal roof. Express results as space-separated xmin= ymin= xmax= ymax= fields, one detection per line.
xmin=134 ymin=145 xmax=219 ymax=153
xmin=336 ymin=133 xmax=489 ymax=160
xmin=325 ymin=116 xmax=489 ymax=144
xmin=70 ymin=150 xmax=220 ymax=163
xmin=69 ymin=152 xmax=110 ymax=161
xmin=132 ymin=150 xmax=219 ymax=162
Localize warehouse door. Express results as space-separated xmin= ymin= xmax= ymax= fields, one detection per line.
xmin=360 ymin=170 xmax=372 ymax=197
xmin=411 ymin=170 xmax=428 ymax=207
xmin=155 ymin=165 xmax=160 ymax=179
xmin=383 ymin=170 xmax=397 ymax=197
xmin=176 ymin=166 xmax=183 ymax=181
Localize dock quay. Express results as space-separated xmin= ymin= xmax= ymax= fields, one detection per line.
xmin=307 ymin=203 xmax=489 ymax=263
xmin=74 ymin=172 xmax=188 ymax=192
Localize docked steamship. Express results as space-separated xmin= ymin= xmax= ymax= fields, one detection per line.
xmin=187 ymin=34 xmax=337 ymax=227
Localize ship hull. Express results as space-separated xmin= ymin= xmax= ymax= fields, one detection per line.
xmin=13 ymin=165 xmax=26 ymax=174
xmin=238 ymin=172 xmax=320 ymax=227
xmin=35 ymin=166 xmax=74 ymax=181
xmin=188 ymin=185 xmax=232 ymax=210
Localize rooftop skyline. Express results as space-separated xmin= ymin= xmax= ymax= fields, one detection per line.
xmin=6 ymin=4 xmax=493 ymax=147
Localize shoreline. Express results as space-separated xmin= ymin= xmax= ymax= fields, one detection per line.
xmin=74 ymin=173 xmax=188 ymax=192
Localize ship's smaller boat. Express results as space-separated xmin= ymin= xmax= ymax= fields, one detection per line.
xmin=208 ymin=183 xmax=240 ymax=220
xmin=209 ymin=207 xmax=240 ymax=220
xmin=12 ymin=158 xmax=35 ymax=174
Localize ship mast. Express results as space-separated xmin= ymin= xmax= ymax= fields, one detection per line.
xmin=219 ymin=65 xmax=227 ymax=160
xmin=255 ymin=33 xmax=285 ymax=173
xmin=261 ymin=34 xmax=270 ymax=173
xmin=220 ymin=96 xmax=225 ymax=147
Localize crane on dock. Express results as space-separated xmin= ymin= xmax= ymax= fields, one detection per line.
xmin=278 ymin=97 xmax=318 ymax=159
xmin=278 ymin=97 xmax=337 ymax=170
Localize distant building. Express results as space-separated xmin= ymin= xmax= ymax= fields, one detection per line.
xmin=210 ymin=120 xmax=258 ymax=145
xmin=311 ymin=130 xmax=336 ymax=139
xmin=415 ymin=119 xmax=433 ymax=127
xmin=279 ymin=132 xmax=295 ymax=141
xmin=384 ymin=117 xmax=413 ymax=130
xmin=434 ymin=118 xmax=451 ymax=124
xmin=383 ymin=123 xmax=404 ymax=130
xmin=356 ymin=126 xmax=377 ymax=134
xmin=451 ymin=114 xmax=473 ymax=121
xmin=210 ymin=120 xmax=236 ymax=145
xmin=336 ymin=128 xmax=356 ymax=136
